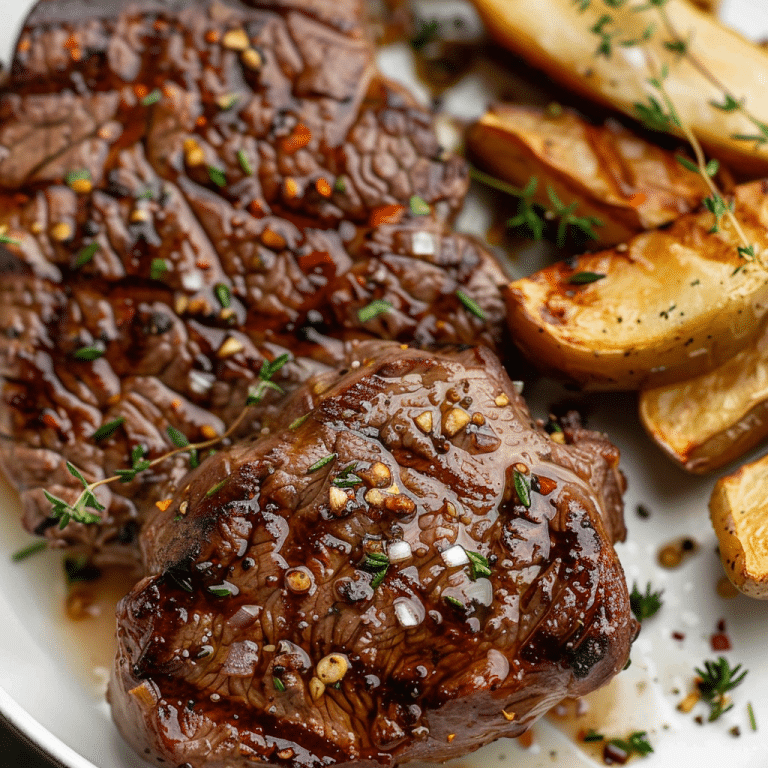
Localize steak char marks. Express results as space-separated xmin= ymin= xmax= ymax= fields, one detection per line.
xmin=111 ymin=343 xmax=636 ymax=768
xmin=0 ymin=0 xmax=506 ymax=570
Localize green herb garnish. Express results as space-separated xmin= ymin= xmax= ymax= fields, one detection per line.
xmin=167 ymin=425 xmax=190 ymax=448
xmin=361 ymin=551 xmax=389 ymax=589
xmin=141 ymin=88 xmax=162 ymax=106
xmin=629 ymin=582 xmax=663 ymax=622
xmin=569 ymin=271 xmax=606 ymax=285
xmin=207 ymin=584 xmax=234 ymax=597
xmin=11 ymin=540 xmax=47 ymax=562
xmin=513 ymin=469 xmax=531 ymax=509
xmin=357 ymin=300 xmax=392 ymax=323
xmin=466 ymin=550 xmax=491 ymax=581
xmin=114 ymin=445 xmax=151 ymax=484
xmin=92 ymin=417 xmax=126 ymax=442
xmin=73 ymin=345 xmax=104 ymax=361
xmin=205 ymin=478 xmax=227 ymax=498
xmin=748 ymin=701 xmax=758 ymax=731
xmin=455 ymin=289 xmax=486 ymax=321
xmin=443 ymin=595 xmax=464 ymax=610
xmin=273 ymin=676 xmax=286 ymax=692
xmin=214 ymin=283 xmax=231 ymax=308
xmin=333 ymin=463 xmax=362 ymax=488
xmin=207 ymin=166 xmax=227 ymax=188
xmin=74 ymin=242 xmax=99 ymax=268
xmin=237 ymin=149 xmax=253 ymax=176
xmin=308 ymin=454 xmax=336 ymax=474
xmin=289 ymin=413 xmax=310 ymax=431
xmin=409 ymin=195 xmax=431 ymax=216
xmin=64 ymin=169 xmax=91 ymax=186
xmin=695 ymin=657 xmax=748 ymax=722
xmin=150 ymin=258 xmax=168 ymax=280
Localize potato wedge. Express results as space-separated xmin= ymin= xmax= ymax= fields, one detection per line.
xmin=467 ymin=105 xmax=713 ymax=247
xmin=640 ymin=322 xmax=768 ymax=473
xmin=469 ymin=0 xmax=768 ymax=173
xmin=710 ymin=452 xmax=768 ymax=598
xmin=506 ymin=180 xmax=768 ymax=390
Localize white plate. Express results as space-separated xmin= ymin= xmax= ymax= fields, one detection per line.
xmin=2 ymin=1 xmax=768 ymax=767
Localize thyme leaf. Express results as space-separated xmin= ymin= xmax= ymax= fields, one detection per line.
xmin=695 ymin=656 xmax=748 ymax=722
xmin=308 ymin=453 xmax=336 ymax=473
xmin=358 ymin=300 xmax=392 ymax=323
xmin=629 ymin=581 xmax=663 ymax=621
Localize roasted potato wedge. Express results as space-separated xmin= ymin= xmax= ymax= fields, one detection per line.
xmin=640 ymin=322 xmax=768 ymax=473
xmin=506 ymin=181 xmax=768 ymax=390
xmin=470 ymin=0 xmax=768 ymax=173
xmin=710 ymin=452 xmax=768 ymax=598
xmin=467 ymin=105 xmax=714 ymax=247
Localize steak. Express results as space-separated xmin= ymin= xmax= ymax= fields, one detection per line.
xmin=111 ymin=342 xmax=636 ymax=768
xmin=0 ymin=0 xmax=508 ymax=571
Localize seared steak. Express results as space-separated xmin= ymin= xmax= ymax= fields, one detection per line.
xmin=0 ymin=0 xmax=507 ymax=570
xmin=110 ymin=343 xmax=635 ymax=768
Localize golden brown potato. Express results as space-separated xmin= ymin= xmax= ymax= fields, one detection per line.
xmin=710 ymin=452 xmax=768 ymax=598
xmin=469 ymin=0 xmax=768 ymax=173
xmin=640 ymin=322 xmax=768 ymax=473
xmin=467 ymin=105 xmax=713 ymax=247
xmin=506 ymin=181 xmax=768 ymax=391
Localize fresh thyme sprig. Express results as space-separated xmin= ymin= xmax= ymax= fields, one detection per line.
xmin=629 ymin=581 xmax=663 ymax=622
xmin=469 ymin=166 xmax=602 ymax=246
xmin=577 ymin=0 xmax=763 ymax=268
xmin=695 ymin=656 xmax=748 ymax=722
xmin=45 ymin=353 xmax=291 ymax=525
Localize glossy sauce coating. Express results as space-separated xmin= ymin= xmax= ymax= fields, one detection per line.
xmin=111 ymin=344 xmax=636 ymax=768
xmin=0 ymin=0 xmax=508 ymax=570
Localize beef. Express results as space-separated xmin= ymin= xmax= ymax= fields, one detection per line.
xmin=110 ymin=342 xmax=635 ymax=768
xmin=0 ymin=0 xmax=508 ymax=571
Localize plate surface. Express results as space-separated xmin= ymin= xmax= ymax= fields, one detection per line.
xmin=2 ymin=1 xmax=768 ymax=767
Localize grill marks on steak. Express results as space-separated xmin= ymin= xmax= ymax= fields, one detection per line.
xmin=0 ymin=0 xmax=508 ymax=567
xmin=111 ymin=344 xmax=636 ymax=768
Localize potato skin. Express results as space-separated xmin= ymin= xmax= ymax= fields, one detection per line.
xmin=640 ymin=321 xmax=768 ymax=473
xmin=467 ymin=105 xmax=712 ymax=248
xmin=469 ymin=0 xmax=768 ymax=174
xmin=506 ymin=181 xmax=768 ymax=391
xmin=710 ymin=453 xmax=768 ymax=598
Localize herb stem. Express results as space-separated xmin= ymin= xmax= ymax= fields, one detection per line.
xmin=644 ymin=53 xmax=759 ymax=266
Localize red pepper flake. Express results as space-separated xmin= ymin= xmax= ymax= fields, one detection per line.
xmin=284 ymin=177 xmax=300 ymax=199
xmin=155 ymin=498 xmax=173 ymax=512
xmin=195 ymin=259 xmax=211 ymax=270
xmin=63 ymin=35 xmax=78 ymax=50
xmin=536 ymin=476 xmax=558 ymax=495
xmin=196 ymin=115 xmax=207 ymax=128
xmin=70 ymin=48 xmax=82 ymax=62
xmin=247 ymin=200 xmax=265 ymax=217
xmin=280 ymin=124 xmax=312 ymax=154
xmin=717 ymin=618 xmax=727 ymax=633
xmin=628 ymin=192 xmax=647 ymax=208
xmin=369 ymin=204 xmax=405 ymax=227
xmin=134 ymin=84 xmax=149 ymax=100
xmin=41 ymin=412 xmax=60 ymax=431
xmin=205 ymin=29 xmax=220 ymax=44
xmin=711 ymin=633 xmax=732 ymax=651
xmin=672 ymin=631 xmax=685 ymax=641
xmin=315 ymin=178 xmax=332 ymax=198
xmin=18 ymin=38 xmax=31 ymax=54
xmin=298 ymin=251 xmax=334 ymax=272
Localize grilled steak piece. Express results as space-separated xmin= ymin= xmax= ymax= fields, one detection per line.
xmin=0 ymin=0 xmax=507 ymax=570
xmin=111 ymin=343 xmax=635 ymax=768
